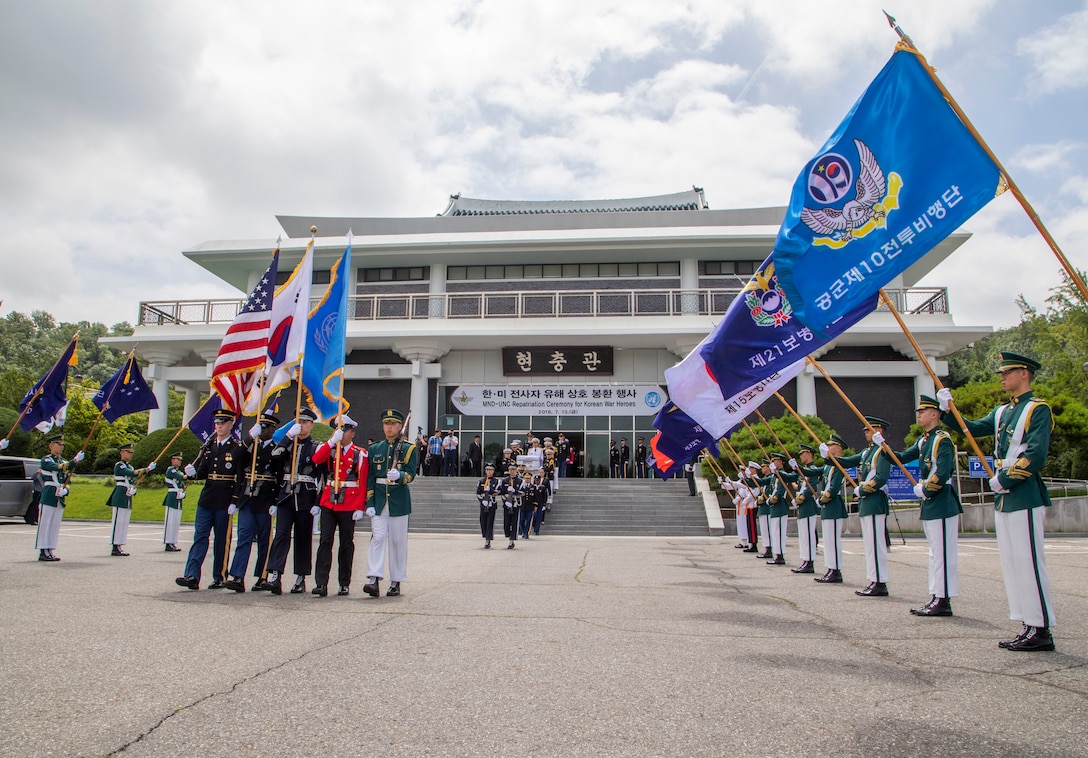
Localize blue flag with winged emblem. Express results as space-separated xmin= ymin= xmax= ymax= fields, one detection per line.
xmin=301 ymin=242 xmax=351 ymax=423
xmin=93 ymin=355 xmax=159 ymax=422
xmin=772 ymin=48 xmax=1000 ymax=335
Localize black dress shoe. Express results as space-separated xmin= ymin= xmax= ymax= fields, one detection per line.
xmin=252 ymin=579 xmax=275 ymax=592
xmin=268 ymin=579 xmax=283 ymax=595
xmin=742 ymin=545 xmax=758 ymax=553
xmin=290 ymin=577 xmax=306 ymax=594
xmin=484 ymin=540 xmax=491 ymax=549
xmin=165 ymin=544 xmax=181 ymax=552
xmin=175 ymin=576 xmax=199 ymax=590
xmin=791 ymin=561 xmax=815 ymax=574
xmin=507 ymin=541 xmax=515 ymax=549
xmin=312 ymin=585 xmax=328 ymax=597
xmin=48 ymin=551 xmax=60 ymax=561
xmin=1005 ymin=626 xmax=1055 ymax=652
xmin=910 ymin=596 xmax=937 ymax=615
xmin=363 ymin=579 xmax=380 ymax=597
xmin=386 ymin=582 xmax=401 ymax=597
xmin=756 ymin=549 xmax=773 ymax=559
xmin=766 ymin=554 xmax=786 ymax=565
xmin=207 ymin=579 xmax=226 ymax=589
xmin=39 ymin=551 xmax=55 ymax=562
xmin=734 ymin=543 xmax=746 ymax=549
xmin=224 ymin=577 xmax=246 ymax=592
xmin=914 ymin=597 xmax=952 ymax=617
xmin=815 ymin=569 xmax=842 ymax=583
xmin=338 ymin=586 xmax=349 ymax=596
xmin=999 ymin=625 xmax=1031 ymax=649
xmin=856 ymin=582 xmax=889 ymax=597
xmin=111 ymin=546 xmax=130 ymax=556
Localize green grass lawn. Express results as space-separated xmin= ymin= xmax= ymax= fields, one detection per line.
xmin=61 ymin=477 xmax=204 ymax=522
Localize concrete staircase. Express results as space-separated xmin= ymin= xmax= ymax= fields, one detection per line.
xmin=403 ymin=476 xmax=711 ymax=536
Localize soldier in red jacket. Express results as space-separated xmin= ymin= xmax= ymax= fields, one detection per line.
xmin=311 ymin=415 xmax=369 ymax=597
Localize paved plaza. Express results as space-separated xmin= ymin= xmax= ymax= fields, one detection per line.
xmin=1 ymin=520 xmax=1086 ymax=757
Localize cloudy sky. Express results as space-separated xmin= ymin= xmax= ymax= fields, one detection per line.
xmin=1 ymin=0 xmax=1085 ymax=330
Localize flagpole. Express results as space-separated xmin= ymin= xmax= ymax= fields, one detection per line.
xmin=886 ymin=12 xmax=1088 ymax=304
xmin=248 ymin=372 xmax=266 ymax=490
xmin=773 ymin=391 xmax=859 ymax=488
xmin=289 ymin=229 xmax=316 ymax=487
xmin=739 ymin=418 xmax=799 ymax=498
xmin=752 ymin=407 xmax=800 ymax=470
xmin=805 ymin=356 xmax=918 ymax=486
xmin=877 ymin=288 xmax=995 ymax=476
xmin=136 ymin=394 xmax=217 ymax=488
xmin=79 ymin=351 xmax=136 ymax=459
xmin=699 ymin=448 xmax=738 ymax=509
xmin=4 ymin=332 xmax=80 ymax=440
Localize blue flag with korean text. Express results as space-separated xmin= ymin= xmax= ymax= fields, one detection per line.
xmin=651 ymin=402 xmax=718 ymax=478
xmin=93 ymin=355 xmax=159 ymax=422
xmin=772 ymin=48 xmax=1000 ymax=335
xmin=665 ymin=255 xmax=877 ymax=439
xmin=302 ymin=243 xmax=351 ymax=423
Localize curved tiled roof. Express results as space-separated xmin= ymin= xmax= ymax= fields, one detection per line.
xmin=440 ymin=188 xmax=708 ymax=217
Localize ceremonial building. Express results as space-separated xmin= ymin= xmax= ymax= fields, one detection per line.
xmin=103 ymin=189 xmax=990 ymax=475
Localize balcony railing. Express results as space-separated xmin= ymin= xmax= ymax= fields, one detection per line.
xmin=137 ymin=287 xmax=950 ymax=326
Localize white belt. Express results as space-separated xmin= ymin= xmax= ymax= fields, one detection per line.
xmin=114 ymin=477 xmax=131 ymax=485
xmin=376 ymin=478 xmax=399 ymax=485
xmin=284 ymin=474 xmax=318 ymax=483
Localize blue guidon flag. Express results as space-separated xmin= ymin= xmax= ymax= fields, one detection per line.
xmin=772 ymin=47 xmax=1001 ymax=335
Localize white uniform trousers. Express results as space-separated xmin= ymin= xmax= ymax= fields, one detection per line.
xmin=923 ymin=515 xmax=959 ymax=599
xmin=163 ymin=507 xmax=182 ymax=545
xmin=995 ymin=507 xmax=1055 ymax=629
xmin=769 ymin=515 xmax=787 ymax=556
xmin=757 ymin=514 xmax=770 ymax=550
xmin=796 ymin=515 xmax=818 ymax=563
xmin=35 ymin=504 xmax=64 ymax=550
xmin=367 ymin=513 xmax=409 ymax=583
xmin=860 ymin=513 xmax=889 ymax=583
xmin=111 ymin=507 xmax=132 ymax=547
xmin=822 ymin=518 xmax=843 ymax=570
xmin=736 ymin=510 xmax=749 ymax=543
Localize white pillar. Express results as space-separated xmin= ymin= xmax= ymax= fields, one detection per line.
xmin=429 ymin=262 xmax=447 ymax=318
xmin=796 ymin=367 xmax=817 ymax=416
xmin=149 ymin=377 xmax=170 ymax=432
xmin=182 ymin=387 xmax=201 ymax=424
xmin=914 ymin=358 xmax=937 ymax=400
xmin=392 ymin=340 xmax=449 ymax=433
xmin=680 ymin=257 xmax=699 ymax=314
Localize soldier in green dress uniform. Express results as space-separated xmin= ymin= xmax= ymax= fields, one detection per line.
xmin=815 ymin=434 xmax=848 ymax=583
xmin=765 ymin=452 xmax=791 ymax=565
xmin=833 ymin=417 xmax=892 ymax=596
xmin=108 ymin=442 xmax=156 ymax=556
xmin=35 ymin=434 xmax=83 ymax=561
xmin=363 ymin=408 xmax=418 ymax=598
xmin=162 ymin=452 xmax=187 ymax=552
xmin=751 ymin=460 xmax=775 ymax=559
xmin=896 ymin=396 xmax=962 ymax=616
xmin=784 ymin=444 xmax=824 ymax=573
xmin=938 ymin=352 xmax=1056 ymax=651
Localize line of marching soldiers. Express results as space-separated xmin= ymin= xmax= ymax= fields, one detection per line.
xmin=475 ymin=459 xmax=556 ymax=549
xmin=717 ymin=351 xmax=1058 ymax=653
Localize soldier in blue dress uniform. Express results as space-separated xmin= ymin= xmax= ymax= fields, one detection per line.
xmin=225 ymin=412 xmax=284 ymax=592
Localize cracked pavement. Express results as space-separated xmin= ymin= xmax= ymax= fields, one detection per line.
xmin=0 ymin=522 xmax=1085 ymax=757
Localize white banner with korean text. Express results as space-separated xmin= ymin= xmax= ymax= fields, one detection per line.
xmin=450 ymin=385 xmax=668 ymax=416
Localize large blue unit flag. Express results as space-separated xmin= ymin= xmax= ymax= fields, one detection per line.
xmin=302 ymin=243 xmax=351 ymax=423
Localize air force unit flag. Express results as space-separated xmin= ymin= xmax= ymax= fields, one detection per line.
xmin=772 ymin=48 xmax=1001 ymax=335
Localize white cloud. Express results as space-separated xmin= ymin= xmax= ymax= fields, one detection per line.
xmin=1017 ymin=4 xmax=1088 ymax=93
xmin=1012 ymin=141 xmax=1083 ymax=174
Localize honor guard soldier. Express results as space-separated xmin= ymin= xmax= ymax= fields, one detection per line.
xmin=477 ymin=463 xmax=500 ymax=548
xmin=764 ymin=452 xmax=790 ymax=566
xmin=736 ymin=465 xmax=760 ymax=552
xmin=311 ymin=415 xmax=369 ymax=597
xmin=555 ymin=433 xmax=571 ymax=478
xmin=364 ymin=409 xmax=417 ymax=597
xmin=752 ymin=460 xmax=775 ymax=558
xmin=939 ymin=352 xmax=1056 ymax=651
xmin=501 ymin=465 xmax=520 ymax=549
xmin=262 ymin=408 xmax=322 ymax=595
xmin=609 ymin=440 xmax=621 ymax=478
xmin=108 ymin=443 xmax=156 ymax=556
xmin=35 ymin=434 xmax=83 ymax=561
xmin=162 ymin=452 xmax=187 ymax=551
xmin=176 ymin=409 xmax=243 ymax=590
xmin=897 ymin=395 xmax=962 ymax=617
xmin=517 ymin=471 xmax=536 ymax=539
xmin=619 ymin=438 xmax=631 ymax=478
xmin=634 ymin=436 xmax=648 ymax=478
xmin=815 ymin=434 xmax=848 ymax=583
xmin=225 ymin=413 xmax=284 ymax=592
xmin=833 ymin=417 xmax=892 ymax=597
xmin=785 ymin=445 xmax=823 ymax=574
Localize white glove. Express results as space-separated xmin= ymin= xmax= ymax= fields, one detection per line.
xmin=248 ymin=423 xmax=261 ymax=440
xmin=912 ymin=482 xmax=924 ymax=500
xmin=0 ymin=438 xmax=8 ymax=450
xmin=57 ymin=487 xmax=69 ymax=497
xmin=723 ymin=480 xmax=735 ymax=491
xmin=937 ymin=387 xmax=953 ymax=412
xmin=269 ymin=506 xmax=277 ymax=516
xmin=286 ymin=423 xmax=302 ymax=439
xmin=184 ymin=464 xmax=197 ymax=477
xmin=988 ymin=474 xmax=1008 ymax=494
xmin=872 ymin=431 xmax=885 ymax=447
xmin=507 ymin=486 xmax=515 ymax=493
xmin=386 ymin=468 xmax=401 ymax=482
xmin=328 ymin=428 xmax=344 ymax=446
xmin=366 ymin=507 xmax=376 ymax=517
xmin=73 ymin=451 xmax=85 ymax=463
xmin=853 ymin=486 xmax=861 ymax=498
xmin=717 ymin=477 xmax=724 ymax=487
xmin=146 ymin=461 xmax=156 ymax=471
xmin=819 ymin=443 xmax=829 ymax=458
xmin=790 ymin=498 xmax=798 ymax=507
xmin=178 ymin=491 xmax=186 ymax=500
xmin=352 ymin=510 xmax=365 ymax=521
xmin=228 ymin=503 xmax=238 ymax=515
xmin=788 ymin=458 xmax=798 ymax=470
xmin=126 ymin=486 xmax=137 ymax=496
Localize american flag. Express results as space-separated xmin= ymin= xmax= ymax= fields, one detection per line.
xmin=210 ymin=253 xmax=279 ymax=414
